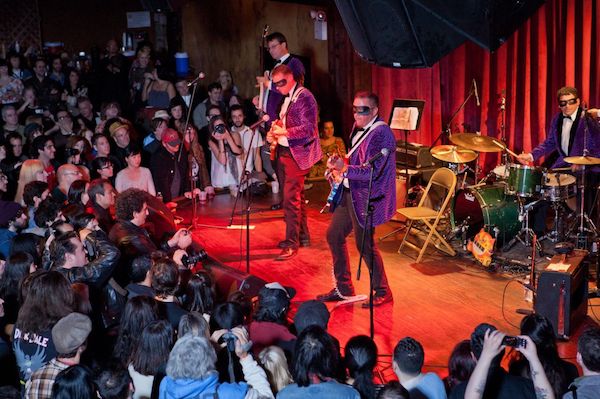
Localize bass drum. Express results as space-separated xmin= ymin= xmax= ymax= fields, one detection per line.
xmin=451 ymin=185 xmax=520 ymax=246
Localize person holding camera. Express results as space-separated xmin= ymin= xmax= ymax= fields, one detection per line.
xmin=208 ymin=115 xmax=242 ymax=195
xmin=451 ymin=323 xmax=546 ymax=399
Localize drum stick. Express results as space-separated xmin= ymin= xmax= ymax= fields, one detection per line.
xmin=549 ymin=167 xmax=571 ymax=171
xmin=492 ymin=139 xmax=518 ymax=158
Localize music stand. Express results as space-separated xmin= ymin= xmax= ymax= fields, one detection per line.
xmin=379 ymin=99 xmax=425 ymax=242
xmin=389 ymin=99 xmax=425 ymax=197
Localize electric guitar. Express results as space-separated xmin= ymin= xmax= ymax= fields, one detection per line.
xmin=320 ymin=154 xmax=346 ymax=213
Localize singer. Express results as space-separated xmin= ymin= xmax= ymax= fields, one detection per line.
xmin=317 ymin=92 xmax=396 ymax=307
xmin=517 ymin=86 xmax=600 ymax=235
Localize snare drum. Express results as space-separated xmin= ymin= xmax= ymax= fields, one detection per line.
xmin=451 ymin=185 xmax=520 ymax=246
xmin=542 ymin=172 xmax=576 ymax=202
xmin=505 ymin=164 xmax=543 ymax=197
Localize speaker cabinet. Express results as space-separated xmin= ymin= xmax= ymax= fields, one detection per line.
xmin=534 ymin=250 xmax=589 ymax=339
xmin=334 ymin=0 xmax=544 ymax=67
xmin=206 ymin=261 xmax=267 ymax=302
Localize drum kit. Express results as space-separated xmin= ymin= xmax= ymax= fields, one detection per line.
xmin=428 ymin=133 xmax=600 ymax=264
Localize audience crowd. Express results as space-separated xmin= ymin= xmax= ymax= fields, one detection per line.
xmin=0 ymin=38 xmax=598 ymax=399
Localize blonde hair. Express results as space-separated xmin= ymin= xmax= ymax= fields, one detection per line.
xmin=15 ymin=159 xmax=45 ymax=205
xmin=258 ymin=346 xmax=293 ymax=394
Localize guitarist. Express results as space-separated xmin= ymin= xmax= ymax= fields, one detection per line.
xmin=266 ymin=64 xmax=321 ymax=261
xmin=317 ymin=92 xmax=395 ymax=307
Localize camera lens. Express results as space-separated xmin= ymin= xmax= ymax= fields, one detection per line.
xmin=214 ymin=124 xmax=226 ymax=134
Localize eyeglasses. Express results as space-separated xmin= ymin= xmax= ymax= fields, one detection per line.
xmin=353 ymin=106 xmax=371 ymax=115
xmin=558 ymin=98 xmax=578 ymax=107
xmin=268 ymin=42 xmax=281 ymax=50
xmin=101 ymin=163 xmax=113 ymax=170
xmin=273 ymin=78 xmax=287 ymax=88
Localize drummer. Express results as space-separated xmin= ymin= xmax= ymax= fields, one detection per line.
xmin=517 ymin=86 xmax=600 ymax=234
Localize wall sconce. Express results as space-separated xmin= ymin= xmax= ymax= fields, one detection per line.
xmin=310 ymin=10 xmax=327 ymax=41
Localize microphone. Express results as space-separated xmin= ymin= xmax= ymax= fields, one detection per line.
xmin=362 ymin=148 xmax=389 ymax=167
xmin=187 ymin=72 xmax=206 ymax=87
xmin=473 ymin=78 xmax=480 ymax=106
xmin=248 ymin=114 xmax=270 ymax=130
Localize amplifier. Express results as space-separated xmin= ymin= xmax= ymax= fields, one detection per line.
xmin=396 ymin=141 xmax=440 ymax=169
xmin=534 ymin=250 xmax=589 ymax=339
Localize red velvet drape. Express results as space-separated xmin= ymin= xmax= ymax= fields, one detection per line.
xmin=372 ymin=0 xmax=600 ymax=172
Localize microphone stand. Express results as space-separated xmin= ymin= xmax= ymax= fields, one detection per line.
xmin=182 ymin=79 xmax=202 ymax=229
xmin=228 ymin=125 xmax=260 ymax=273
xmin=431 ymin=82 xmax=476 ymax=147
xmin=356 ymin=160 xmax=378 ymax=339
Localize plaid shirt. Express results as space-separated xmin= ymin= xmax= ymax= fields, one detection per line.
xmin=25 ymin=358 xmax=69 ymax=399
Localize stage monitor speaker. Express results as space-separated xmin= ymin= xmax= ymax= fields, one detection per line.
xmin=534 ymin=250 xmax=589 ymax=339
xmin=334 ymin=0 xmax=544 ymax=67
xmin=207 ymin=261 xmax=267 ymax=302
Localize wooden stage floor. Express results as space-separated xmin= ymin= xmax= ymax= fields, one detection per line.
xmin=175 ymin=180 xmax=600 ymax=381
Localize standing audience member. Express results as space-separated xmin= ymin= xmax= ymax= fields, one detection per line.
xmin=509 ymin=314 xmax=578 ymax=398
xmin=182 ymin=120 xmax=213 ymax=195
xmin=177 ymin=311 xmax=210 ymax=339
xmin=193 ymin=82 xmax=226 ymax=131
xmin=258 ymin=345 xmax=293 ymax=395
xmin=115 ymin=144 xmax=156 ymax=195
xmin=125 ymin=254 xmax=156 ymax=298
xmin=392 ymin=337 xmax=447 ymax=399
xmin=344 ymin=335 xmax=379 ymax=399
xmin=450 ymin=323 xmax=536 ymax=399
xmin=143 ymin=113 xmax=169 ymax=157
xmin=208 ymin=115 xmax=242 ymax=196
xmin=25 ymin=312 xmax=92 ymax=399
xmin=15 ymin=159 xmax=48 ymax=205
xmin=112 ymin=296 xmax=159 ymax=367
xmin=142 ymin=68 xmax=175 ymax=109
xmin=152 ymin=260 xmax=188 ymax=331
xmin=562 ymin=327 xmax=600 ymax=399
xmin=150 ymin=128 xmax=188 ymax=202
xmin=445 ymin=340 xmax=476 ymax=394
xmin=277 ymin=325 xmax=359 ymax=399
xmin=51 ymin=164 xmax=83 ymax=204
xmin=0 ymin=201 xmax=27 ymax=258
xmin=158 ymin=334 xmax=273 ymax=399
xmin=13 ymin=271 xmax=73 ymax=384
xmin=128 ymin=320 xmax=173 ymax=399
xmin=248 ymin=283 xmax=295 ymax=357
xmin=88 ymin=178 xmax=116 ymax=233
xmin=462 ymin=326 xmax=550 ymax=399
xmin=51 ymin=364 xmax=97 ymax=399
xmin=108 ymin=121 xmax=131 ymax=171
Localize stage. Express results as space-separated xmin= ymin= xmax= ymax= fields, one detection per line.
xmin=175 ymin=180 xmax=599 ymax=381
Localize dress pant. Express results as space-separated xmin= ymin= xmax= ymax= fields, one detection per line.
xmin=326 ymin=187 xmax=390 ymax=296
xmin=276 ymin=146 xmax=309 ymax=248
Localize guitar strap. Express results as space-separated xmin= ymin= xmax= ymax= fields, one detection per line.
xmin=346 ymin=121 xmax=385 ymax=158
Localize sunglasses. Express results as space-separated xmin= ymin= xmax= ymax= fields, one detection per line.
xmin=558 ymin=98 xmax=578 ymax=107
xmin=352 ymin=106 xmax=371 ymax=115
xmin=273 ymin=78 xmax=287 ymax=88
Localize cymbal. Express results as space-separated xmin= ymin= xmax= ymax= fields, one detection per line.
xmin=449 ymin=133 xmax=506 ymax=153
xmin=430 ymin=145 xmax=478 ymax=164
xmin=564 ymin=155 xmax=600 ymax=165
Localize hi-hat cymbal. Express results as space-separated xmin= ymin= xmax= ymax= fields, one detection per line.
xmin=564 ymin=155 xmax=600 ymax=165
xmin=450 ymin=133 xmax=506 ymax=153
xmin=430 ymin=145 xmax=478 ymax=164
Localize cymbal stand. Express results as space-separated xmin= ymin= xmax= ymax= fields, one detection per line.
xmin=499 ymin=90 xmax=508 ymax=166
xmin=567 ymin=113 xmax=598 ymax=248
xmin=431 ymin=82 xmax=476 ymax=147
xmin=503 ymin=197 xmax=544 ymax=256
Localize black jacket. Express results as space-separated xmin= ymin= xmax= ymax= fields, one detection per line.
xmin=150 ymin=145 xmax=189 ymax=202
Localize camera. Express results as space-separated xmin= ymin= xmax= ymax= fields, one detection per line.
xmin=181 ymin=249 xmax=208 ymax=267
xmin=221 ymin=330 xmax=253 ymax=353
xmin=502 ymin=336 xmax=527 ymax=348
xmin=214 ymin=124 xmax=226 ymax=134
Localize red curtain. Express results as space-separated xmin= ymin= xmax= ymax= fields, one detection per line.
xmin=372 ymin=0 xmax=600 ymax=172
